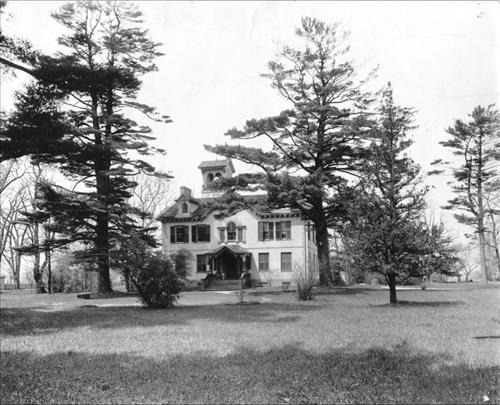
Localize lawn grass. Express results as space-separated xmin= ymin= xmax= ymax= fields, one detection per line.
xmin=1 ymin=284 xmax=499 ymax=404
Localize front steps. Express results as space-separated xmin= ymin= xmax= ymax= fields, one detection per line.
xmin=203 ymin=279 xmax=242 ymax=291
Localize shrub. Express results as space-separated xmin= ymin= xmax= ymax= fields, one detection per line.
xmin=170 ymin=251 xmax=188 ymax=279
xmin=292 ymin=262 xmax=316 ymax=301
xmin=131 ymin=252 xmax=184 ymax=309
xmin=365 ymin=273 xmax=387 ymax=286
xmin=401 ymin=277 xmax=422 ymax=286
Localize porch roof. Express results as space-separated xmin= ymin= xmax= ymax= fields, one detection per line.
xmin=208 ymin=244 xmax=250 ymax=258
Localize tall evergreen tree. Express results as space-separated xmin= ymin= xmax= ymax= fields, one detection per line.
xmin=431 ymin=105 xmax=500 ymax=283
xmin=341 ymin=84 xmax=428 ymax=304
xmin=206 ymin=17 xmax=375 ymax=285
xmin=0 ymin=1 xmax=169 ymax=292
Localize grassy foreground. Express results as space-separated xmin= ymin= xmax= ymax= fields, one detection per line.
xmin=1 ymin=284 xmax=499 ymax=404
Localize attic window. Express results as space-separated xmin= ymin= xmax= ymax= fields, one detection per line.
xmin=181 ymin=202 xmax=189 ymax=214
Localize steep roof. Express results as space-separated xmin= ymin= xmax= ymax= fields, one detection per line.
xmin=157 ymin=192 xmax=302 ymax=223
xmin=197 ymin=159 xmax=235 ymax=172
xmin=157 ymin=192 xmax=267 ymax=222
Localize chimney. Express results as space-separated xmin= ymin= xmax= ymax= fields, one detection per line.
xmin=180 ymin=186 xmax=192 ymax=198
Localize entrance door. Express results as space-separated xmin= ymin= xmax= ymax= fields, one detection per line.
xmin=220 ymin=253 xmax=239 ymax=280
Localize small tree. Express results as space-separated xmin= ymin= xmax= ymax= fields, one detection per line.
xmin=419 ymin=221 xmax=460 ymax=287
xmin=115 ymin=232 xmax=183 ymax=309
xmin=341 ymin=84 xmax=427 ymax=304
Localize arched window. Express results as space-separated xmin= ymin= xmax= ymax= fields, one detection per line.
xmin=181 ymin=202 xmax=189 ymax=214
xmin=207 ymin=173 xmax=214 ymax=183
xmin=227 ymin=221 xmax=236 ymax=241
xmin=215 ymin=172 xmax=222 ymax=178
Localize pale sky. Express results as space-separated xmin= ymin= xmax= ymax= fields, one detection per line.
xmin=1 ymin=1 xmax=499 ymax=238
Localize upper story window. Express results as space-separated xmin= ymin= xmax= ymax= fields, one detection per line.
xmin=258 ymin=222 xmax=274 ymax=241
xmin=192 ymin=224 xmax=210 ymax=243
xmin=227 ymin=221 xmax=236 ymax=241
xmin=170 ymin=225 xmax=189 ymax=243
xmin=181 ymin=202 xmax=189 ymax=214
xmin=275 ymin=221 xmax=291 ymax=240
xmin=219 ymin=223 xmax=245 ymax=243
xmin=207 ymin=173 xmax=214 ymax=183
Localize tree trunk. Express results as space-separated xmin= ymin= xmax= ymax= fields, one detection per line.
xmin=96 ymin=215 xmax=112 ymax=293
xmin=124 ymin=271 xmax=131 ymax=292
xmin=14 ymin=250 xmax=21 ymax=289
xmin=33 ymin=267 xmax=46 ymax=293
xmin=477 ymin=216 xmax=489 ymax=283
xmin=91 ymin=91 xmax=112 ymax=294
xmin=315 ymin=222 xmax=335 ymax=286
xmin=388 ymin=273 xmax=398 ymax=304
xmin=476 ymin=132 xmax=489 ymax=283
xmin=32 ymin=204 xmax=46 ymax=293
xmin=47 ymin=250 xmax=52 ymax=293
xmin=492 ymin=239 xmax=500 ymax=279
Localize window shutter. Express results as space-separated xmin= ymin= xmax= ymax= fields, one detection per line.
xmin=170 ymin=226 xmax=175 ymax=243
xmin=269 ymin=222 xmax=274 ymax=240
xmin=205 ymin=225 xmax=211 ymax=242
xmin=192 ymin=225 xmax=197 ymax=242
xmin=258 ymin=222 xmax=263 ymax=241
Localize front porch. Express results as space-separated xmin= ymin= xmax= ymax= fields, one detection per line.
xmin=207 ymin=245 xmax=251 ymax=280
xmin=200 ymin=245 xmax=252 ymax=290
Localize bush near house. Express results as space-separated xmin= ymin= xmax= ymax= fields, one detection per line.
xmin=131 ymin=253 xmax=184 ymax=309
xmin=292 ymin=263 xmax=316 ymax=301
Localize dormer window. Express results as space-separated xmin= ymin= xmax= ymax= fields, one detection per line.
xmin=181 ymin=202 xmax=189 ymax=214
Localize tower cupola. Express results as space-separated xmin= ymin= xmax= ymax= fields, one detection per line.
xmin=198 ymin=159 xmax=235 ymax=194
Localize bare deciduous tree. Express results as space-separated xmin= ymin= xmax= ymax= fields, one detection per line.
xmin=129 ymin=173 xmax=173 ymax=232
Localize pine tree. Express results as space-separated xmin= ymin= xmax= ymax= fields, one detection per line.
xmin=432 ymin=105 xmax=500 ymax=283
xmin=206 ymin=17 xmax=375 ymax=285
xmin=0 ymin=1 xmax=170 ymax=292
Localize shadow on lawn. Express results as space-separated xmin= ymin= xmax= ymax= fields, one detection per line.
xmin=372 ymin=300 xmax=466 ymax=308
xmin=1 ymin=343 xmax=497 ymax=404
xmin=0 ymin=302 xmax=321 ymax=337
xmin=249 ymin=287 xmax=373 ymax=297
xmin=313 ymin=287 xmax=374 ymax=296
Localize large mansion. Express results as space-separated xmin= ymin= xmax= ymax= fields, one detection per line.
xmin=157 ymin=159 xmax=319 ymax=287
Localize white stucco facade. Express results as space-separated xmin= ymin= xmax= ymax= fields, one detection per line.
xmin=157 ymin=159 xmax=319 ymax=287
